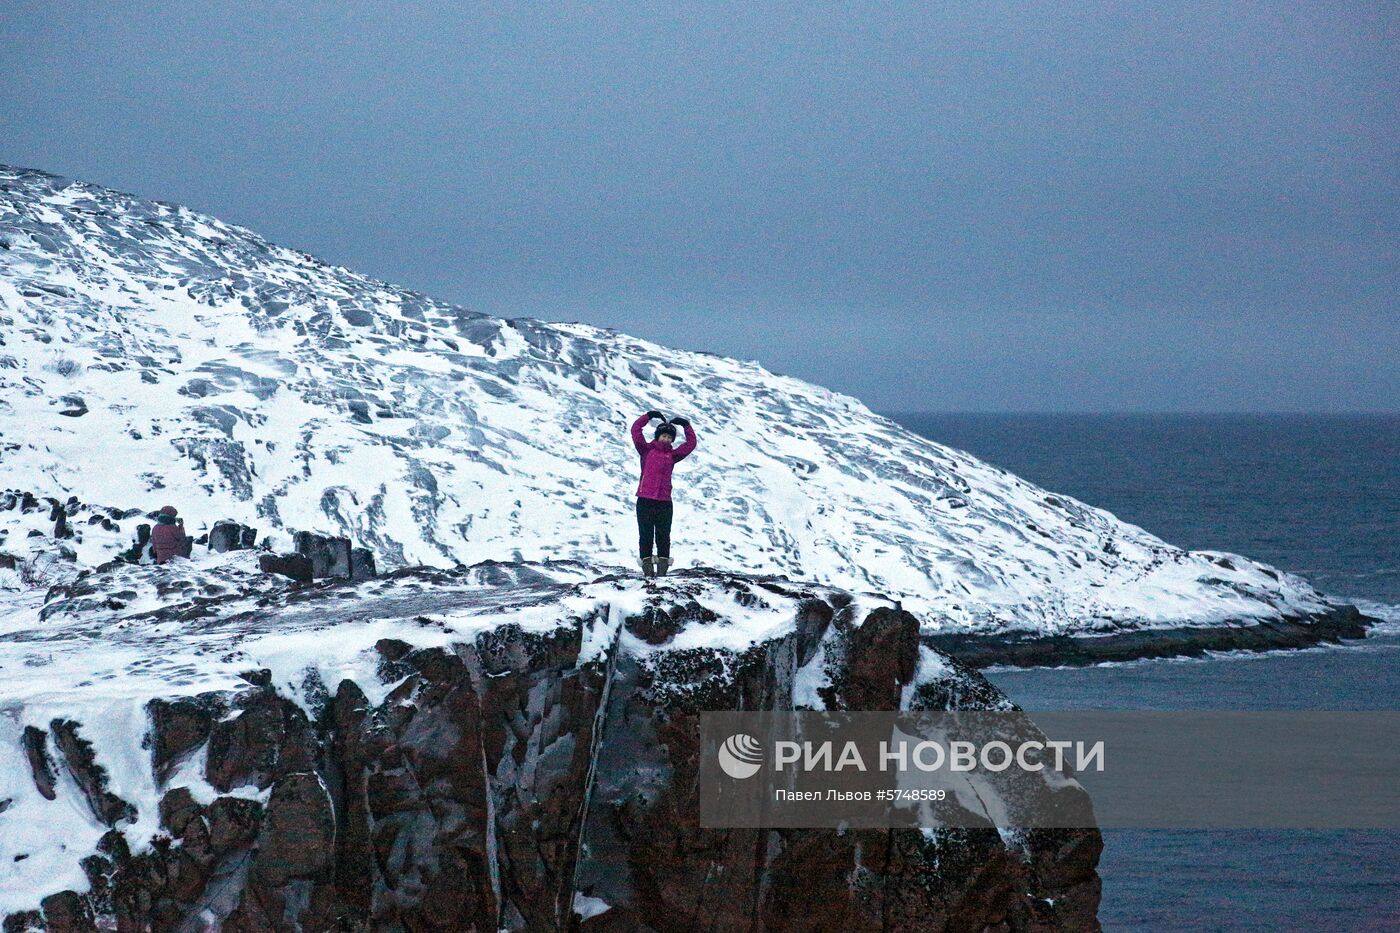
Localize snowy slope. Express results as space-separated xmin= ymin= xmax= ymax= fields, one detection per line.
xmin=0 ymin=165 xmax=1337 ymax=634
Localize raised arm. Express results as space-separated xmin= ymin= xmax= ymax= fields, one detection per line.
xmin=671 ymin=417 xmax=698 ymax=461
xmin=631 ymin=411 xmax=661 ymax=453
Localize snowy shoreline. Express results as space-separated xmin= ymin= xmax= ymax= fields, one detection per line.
xmin=924 ymin=603 xmax=1376 ymax=669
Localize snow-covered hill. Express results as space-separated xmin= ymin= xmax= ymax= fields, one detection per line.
xmin=0 ymin=165 xmax=1338 ymax=634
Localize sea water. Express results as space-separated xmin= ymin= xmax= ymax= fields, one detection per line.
xmin=890 ymin=413 xmax=1400 ymax=931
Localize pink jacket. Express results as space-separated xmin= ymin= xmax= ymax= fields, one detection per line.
xmin=632 ymin=414 xmax=697 ymax=501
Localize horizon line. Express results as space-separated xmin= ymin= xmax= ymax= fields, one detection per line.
xmin=877 ymin=409 xmax=1400 ymax=417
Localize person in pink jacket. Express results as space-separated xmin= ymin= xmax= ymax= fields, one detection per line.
xmin=630 ymin=410 xmax=698 ymax=577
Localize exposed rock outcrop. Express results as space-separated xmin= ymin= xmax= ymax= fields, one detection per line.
xmin=349 ymin=546 xmax=376 ymax=581
xmin=48 ymin=720 xmax=137 ymax=827
xmin=20 ymin=727 xmax=56 ymax=802
xmin=258 ymin=552 xmax=313 ymax=583
xmin=293 ymin=531 xmax=351 ymax=579
xmin=208 ymin=521 xmax=257 ymax=554
xmin=1 ymin=565 xmax=1102 ymax=931
xmin=927 ymin=604 xmax=1373 ymax=668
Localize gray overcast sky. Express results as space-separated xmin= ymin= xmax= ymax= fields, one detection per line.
xmin=3 ymin=1 xmax=1396 ymax=411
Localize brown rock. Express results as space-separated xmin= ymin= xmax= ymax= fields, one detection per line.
xmin=205 ymin=691 xmax=316 ymax=792
xmin=843 ymin=606 xmax=921 ymax=710
xmin=39 ymin=891 xmax=95 ymax=933
xmin=2 ymin=910 xmax=43 ymax=933
xmin=49 ymin=719 xmax=136 ymax=826
xmin=157 ymin=786 xmax=200 ymax=833
xmin=207 ymin=797 xmax=263 ymax=855
xmin=258 ymin=552 xmax=312 ymax=582
xmin=147 ymin=694 xmax=221 ymax=784
xmin=224 ymin=772 xmax=339 ymax=931
xmin=21 ymin=726 xmax=56 ymax=801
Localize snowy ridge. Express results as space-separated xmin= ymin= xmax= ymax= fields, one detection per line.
xmin=0 ymin=165 xmax=1340 ymax=634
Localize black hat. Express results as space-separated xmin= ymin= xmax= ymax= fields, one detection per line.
xmin=654 ymin=422 xmax=677 ymax=440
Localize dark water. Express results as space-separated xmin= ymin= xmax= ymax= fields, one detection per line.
xmin=891 ymin=413 xmax=1399 ymax=604
xmin=888 ymin=414 xmax=1400 ymax=932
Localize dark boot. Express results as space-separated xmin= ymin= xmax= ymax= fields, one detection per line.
xmin=656 ymin=557 xmax=671 ymax=576
xmin=641 ymin=556 xmax=657 ymax=578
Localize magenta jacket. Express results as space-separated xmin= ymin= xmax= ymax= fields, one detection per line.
xmin=631 ymin=414 xmax=698 ymax=501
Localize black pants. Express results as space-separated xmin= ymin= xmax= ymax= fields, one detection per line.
xmin=636 ymin=496 xmax=673 ymax=560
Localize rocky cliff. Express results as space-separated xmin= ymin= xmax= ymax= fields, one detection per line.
xmin=0 ymin=561 xmax=1100 ymax=931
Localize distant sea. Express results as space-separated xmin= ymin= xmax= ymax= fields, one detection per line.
xmin=888 ymin=413 xmax=1400 ymax=932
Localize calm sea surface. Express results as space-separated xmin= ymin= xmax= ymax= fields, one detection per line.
xmin=888 ymin=414 xmax=1400 ymax=932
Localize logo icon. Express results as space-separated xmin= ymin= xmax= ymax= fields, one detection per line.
xmin=718 ymin=733 xmax=763 ymax=779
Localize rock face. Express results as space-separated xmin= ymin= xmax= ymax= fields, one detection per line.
xmin=20 ymin=727 xmax=56 ymax=801
xmin=1 ymin=565 xmax=1101 ymax=931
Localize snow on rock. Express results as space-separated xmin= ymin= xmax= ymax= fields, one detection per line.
xmin=0 ymin=561 xmax=1102 ymax=929
xmin=0 ymin=165 xmax=1338 ymax=635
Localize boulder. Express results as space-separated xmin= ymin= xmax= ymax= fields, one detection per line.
xmin=294 ymin=530 xmax=351 ymax=579
xmin=119 ymin=524 xmax=151 ymax=563
xmin=259 ymin=552 xmax=313 ymax=583
xmin=146 ymin=694 xmax=223 ymax=784
xmin=349 ymin=546 xmax=376 ymax=581
xmin=207 ymin=520 xmax=257 ymax=553
xmin=38 ymin=890 xmax=95 ymax=933
xmin=2 ymin=912 xmax=42 ymax=933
